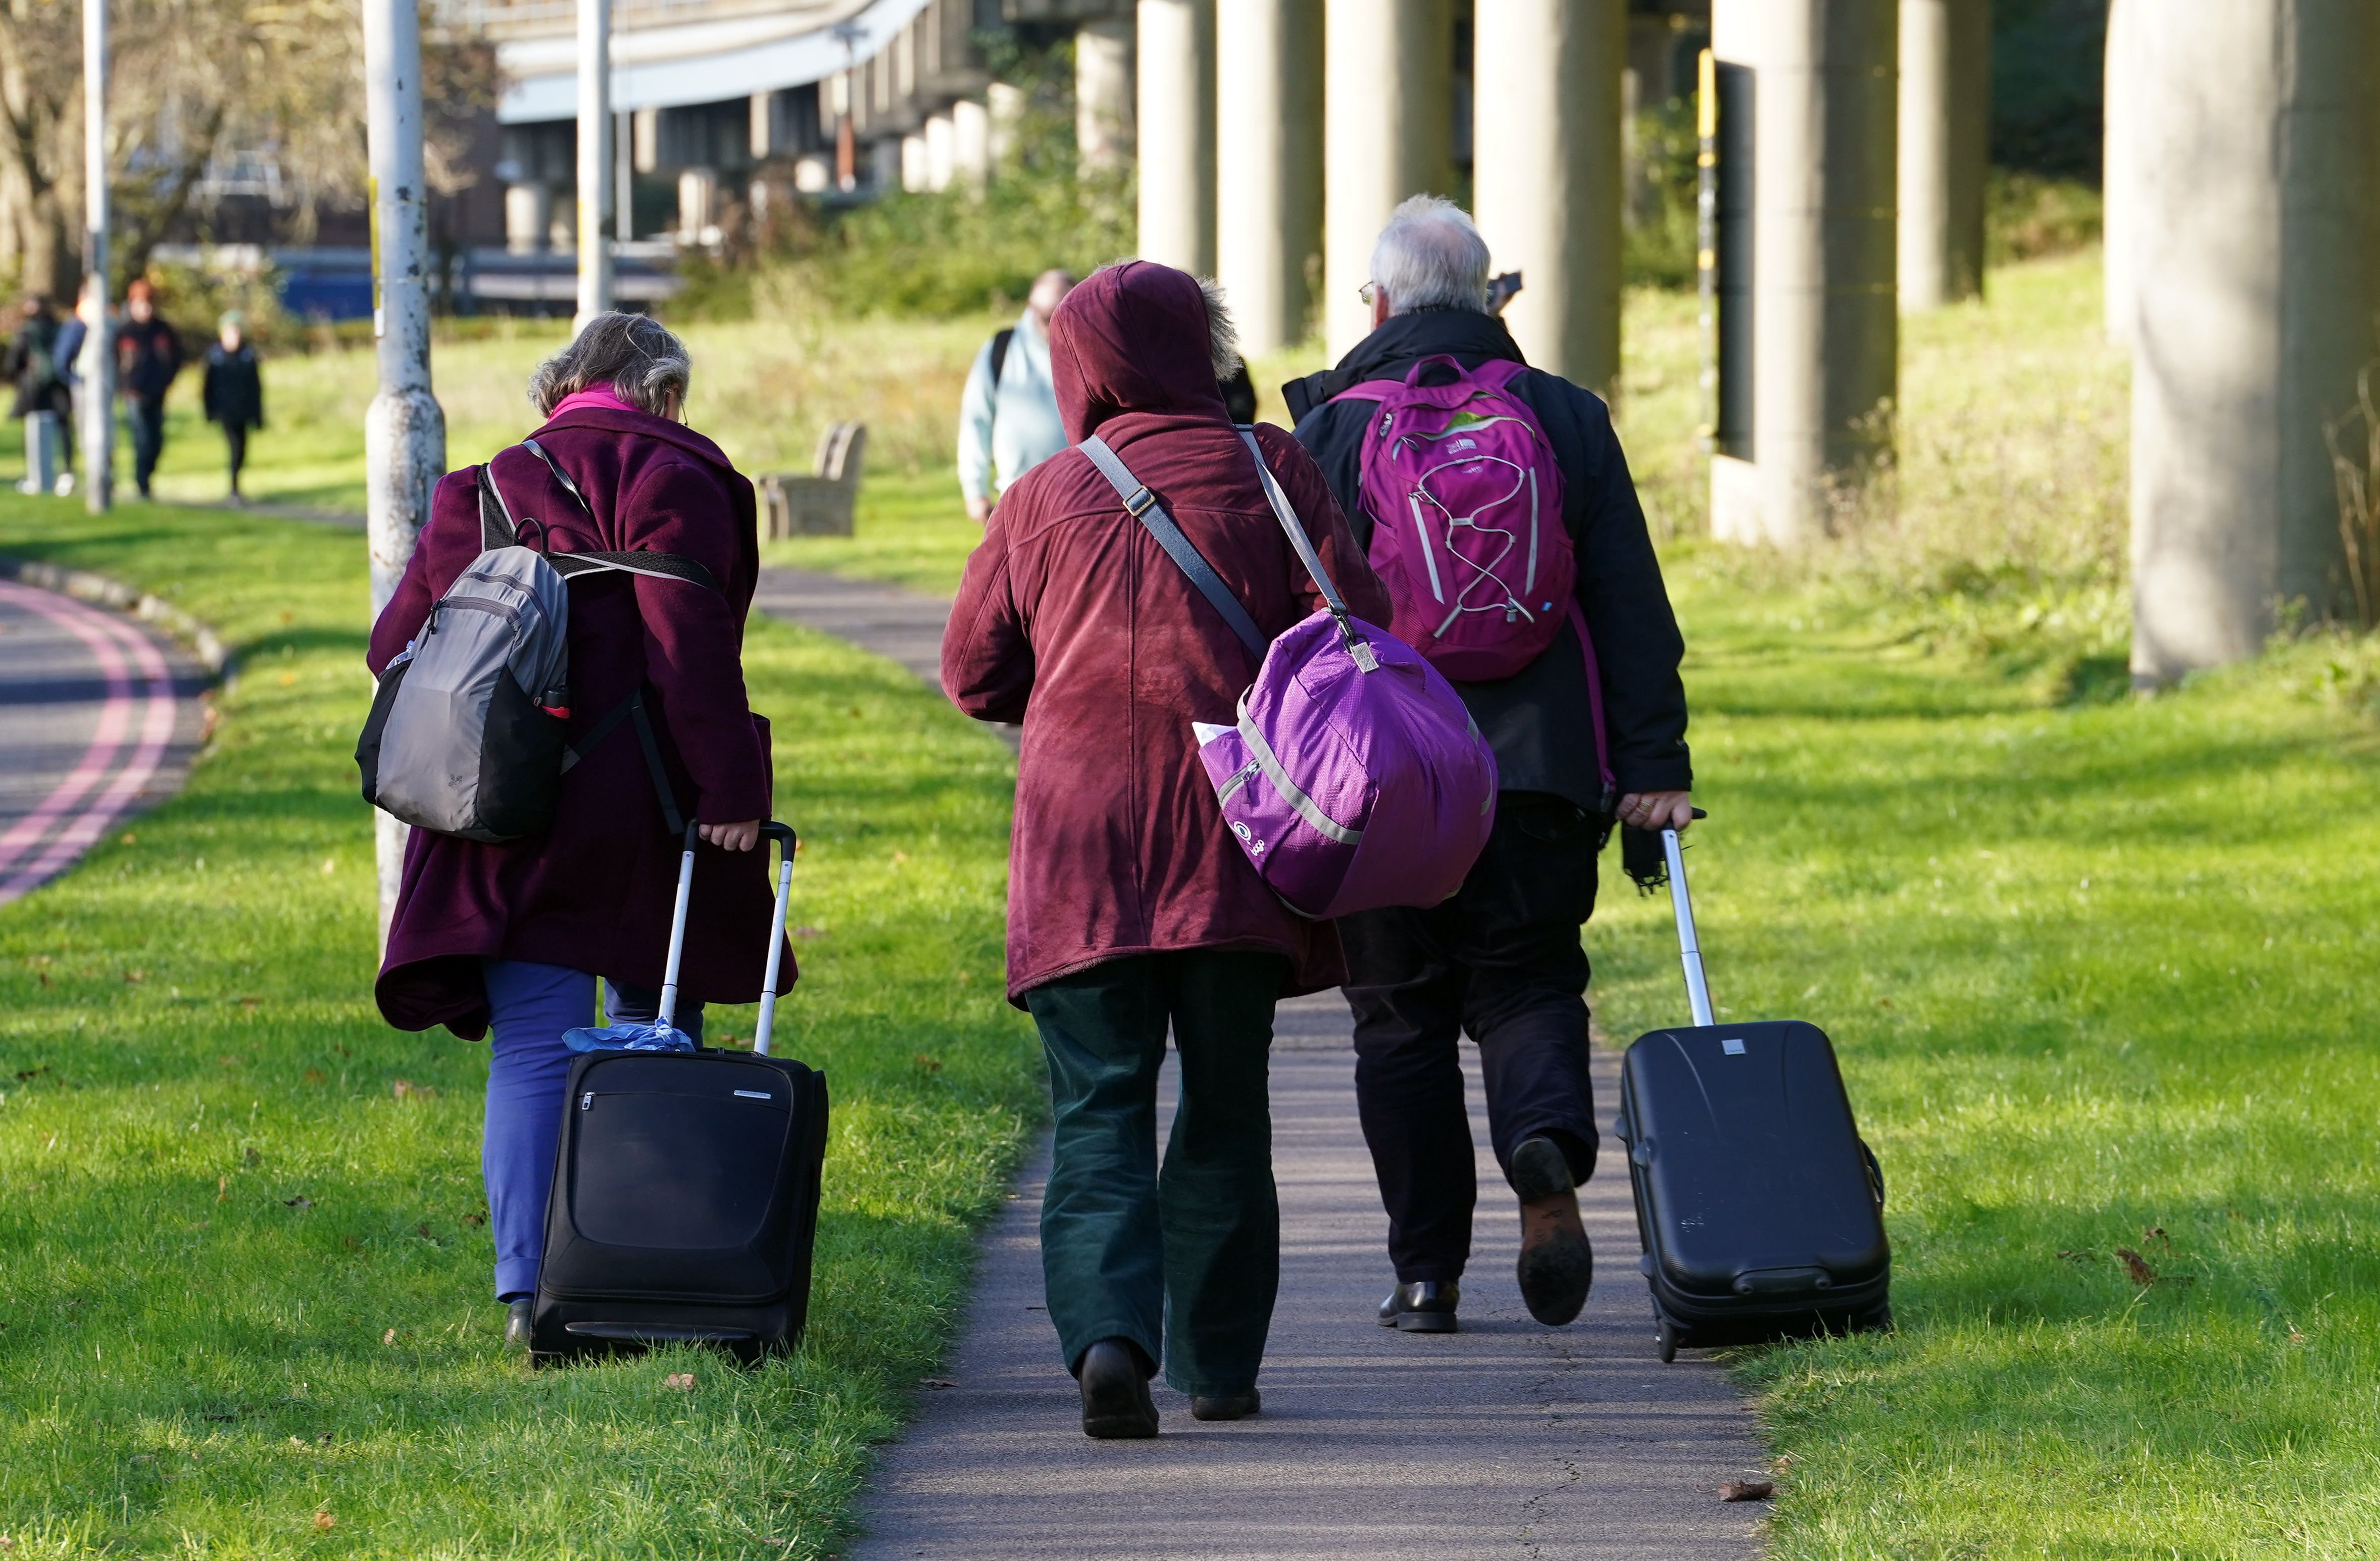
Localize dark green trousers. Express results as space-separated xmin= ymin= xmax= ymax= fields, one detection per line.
xmin=1024 ymin=949 xmax=1285 ymax=1398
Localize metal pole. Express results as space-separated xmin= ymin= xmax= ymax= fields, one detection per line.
xmin=78 ymin=0 xmax=112 ymax=513
xmin=575 ymin=0 xmax=614 ymax=328
xmin=364 ymin=0 xmax=447 ymax=946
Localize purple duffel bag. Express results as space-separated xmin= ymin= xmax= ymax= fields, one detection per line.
xmin=1078 ymin=428 xmax=1497 ymax=920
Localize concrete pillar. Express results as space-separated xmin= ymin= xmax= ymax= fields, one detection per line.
xmin=1077 ymin=18 xmax=1135 ymax=173
xmin=925 ymin=111 xmax=956 ymax=192
xmin=953 ymin=97 xmax=991 ymax=190
xmin=2128 ymin=0 xmax=2380 ymax=680
xmin=506 ymin=181 xmax=552 ymax=253
xmin=988 ymin=81 xmax=1026 ymax=165
xmin=1707 ymin=0 xmax=1898 ymax=546
xmin=677 ymin=166 xmax=717 ymax=240
xmin=901 ymin=133 xmax=928 ymax=192
xmin=1217 ymin=0 xmax=1323 ymax=353
xmin=1473 ymin=0 xmax=1625 ymax=393
xmin=1897 ymin=0 xmax=1988 ymax=311
xmin=2102 ymin=0 xmax=2136 ymax=346
xmin=1323 ymin=0 xmax=1452 ymax=358
xmin=1137 ymin=0 xmax=1215 ymax=275
xmin=574 ymin=0 xmax=613 ymax=327
xmin=870 ymin=136 xmax=902 ymax=190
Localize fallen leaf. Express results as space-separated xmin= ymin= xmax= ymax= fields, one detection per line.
xmin=891 ymin=850 xmax=909 ymax=864
xmin=341 ymin=1235 xmax=362 ymax=1251
xmin=319 ymin=859 xmax=335 ymax=875
xmin=390 ymin=1079 xmax=414 ymax=1099
xmin=303 ymin=1068 xmax=324 ymax=1084
xmin=464 ymin=1212 xmax=485 ymax=1226
xmin=2143 ymin=1226 xmax=2169 ymax=1246
xmin=383 ymin=1328 xmax=396 ymax=1345
xmin=915 ymin=1055 xmax=941 ymax=1074
xmin=279 ymin=672 xmax=296 ymax=688
xmin=123 ymin=969 xmax=143 ymax=984
xmin=663 ymin=1372 xmax=695 ymax=1391
xmin=313 ymin=1511 xmax=334 ymax=1532
xmin=282 ymin=1196 xmax=313 ymax=1209
xmin=1718 ymin=1480 xmax=1774 ymax=1502
xmin=244 ymin=1147 xmax=260 ymax=1166
xmin=118 ymin=833 xmax=135 ymax=845
xmin=217 ymin=1175 xmax=227 ymax=1203
xmin=417 ymin=1224 xmax=433 ymax=1239
xmin=2115 ymin=1246 xmax=2158 ymax=1286
xmin=918 ymin=1378 xmax=956 ymax=1390
xmin=2057 ymin=1249 xmax=2094 ymax=1261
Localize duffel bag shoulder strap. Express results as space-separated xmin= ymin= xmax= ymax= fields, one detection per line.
xmin=1078 ymin=435 xmax=1268 ymax=660
xmin=1235 ymin=427 xmax=1378 ymax=672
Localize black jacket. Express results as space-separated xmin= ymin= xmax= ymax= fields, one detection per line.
xmin=3 ymin=314 xmax=67 ymax=418
xmin=1285 ymin=309 xmax=1691 ymax=807
xmin=202 ymin=344 xmax=264 ymax=429
xmin=113 ymin=316 xmax=182 ymax=403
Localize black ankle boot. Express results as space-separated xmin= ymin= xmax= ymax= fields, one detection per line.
xmin=1190 ymin=1388 xmax=1260 ymax=1421
xmin=1077 ymin=1338 xmax=1158 ymax=1439
xmin=1377 ymin=1279 xmax=1460 ymax=1333
xmin=503 ymin=1297 xmax=534 ymax=1351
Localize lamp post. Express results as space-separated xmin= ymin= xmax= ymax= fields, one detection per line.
xmin=576 ymin=0 xmax=614 ymax=327
xmin=363 ymin=0 xmax=447 ymax=944
xmin=79 ymin=0 xmax=112 ymax=512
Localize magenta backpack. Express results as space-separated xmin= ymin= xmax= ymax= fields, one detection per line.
xmin=1078 ymin=428 xmax=1497 ymax=920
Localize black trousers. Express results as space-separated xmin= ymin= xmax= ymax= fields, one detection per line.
xmin=1340 ymin=792 xmax=1604 ymax=1284
xmin=223 ymin=423 xmax=249 ymax=494
xmin=126 ymin=396 xmax=165 ymax=496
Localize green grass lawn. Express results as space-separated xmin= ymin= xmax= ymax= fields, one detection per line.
xmin=0 ymin=497 xmax=1035 ymax=1557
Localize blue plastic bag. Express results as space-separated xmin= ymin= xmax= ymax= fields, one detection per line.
xmin=561 ymin=1021 xmax=696 ymax=1054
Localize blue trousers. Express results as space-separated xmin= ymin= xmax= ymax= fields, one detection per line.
xmin=480 ymin=959 xmax=704 ymax=1300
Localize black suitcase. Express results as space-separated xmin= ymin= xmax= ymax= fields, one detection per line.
xmin=1613 ymin=823 xmax=1890 ymax=1361
xmin=530 ymin=821 xmax=828 ymax=1366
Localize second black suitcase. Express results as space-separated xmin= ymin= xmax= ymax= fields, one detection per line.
xmin=530 ymin=821 xmax=828 ymax=1366
xmin=1613 ymin=823 xmax=1890 ymax=1361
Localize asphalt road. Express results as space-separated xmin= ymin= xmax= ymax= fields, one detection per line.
xmin=846 ymin=994 xmax=1771 ymax=1561
xmin=0 ymin=578 xmax=208 ymax=903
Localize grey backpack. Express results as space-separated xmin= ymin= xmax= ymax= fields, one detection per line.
xmin=356 ymin=439 xmax=718 ymax=843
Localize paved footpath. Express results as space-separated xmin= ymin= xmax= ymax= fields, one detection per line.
xmin=846 ymin=994 xmax=1769 ymax=1560
xmin=749 ymin=564 xmax=1772 ymax=1559
xmin=0 ymin=577 xmax=207 ymax=902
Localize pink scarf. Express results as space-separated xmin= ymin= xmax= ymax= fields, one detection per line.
xmin=549 ymin=384 xmax=638 ymax=419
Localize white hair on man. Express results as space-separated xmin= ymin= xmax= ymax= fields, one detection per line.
xmin=1370 ymin=194 xmax=1491 ymax=315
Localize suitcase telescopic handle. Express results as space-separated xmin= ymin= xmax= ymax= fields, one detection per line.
xmin=656 ymin=820 xmax=801 ymax=1054
xmin=1661 ymin=810 xmax=1715 ymax=1029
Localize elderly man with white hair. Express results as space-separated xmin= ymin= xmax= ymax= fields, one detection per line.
xmin=957 ymin=267 xmax=1077 ymax=524
xmin=1285 ymin=195 xmax=1694 ymax=1338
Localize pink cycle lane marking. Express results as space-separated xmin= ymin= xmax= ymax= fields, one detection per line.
xmin=0 ymin=580 xmax=136 ymax=880
xmin=0 ymin=593 xmax=179 ymax=903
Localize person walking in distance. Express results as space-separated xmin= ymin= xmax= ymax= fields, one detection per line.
xmin=944 ymin=262 xmax=1391 ymax=1437
xmin=113 ymin=278 xmax=183 ymax=501
xmin=1284 ymin=197 xmax=1694 ymax=1334
xmin=5 ymin=296 xmax=74 ymax=483
xmin=956 ymin=268 xmax=1075 ymax=524
xmin=201 ymin=312 xmax=264 ymax=504
xmin=367 ymin=313 xmax=784 ymax=1349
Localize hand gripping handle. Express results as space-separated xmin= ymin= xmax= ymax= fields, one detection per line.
xmin=656 ymin=820 xmax=801 ymax=1054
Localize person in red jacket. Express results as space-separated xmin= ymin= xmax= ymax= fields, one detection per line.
xmin=112 ymin=278 xmax=183 ymax=500
xmin=944 ymin=261 xmax=1391 ymax=1438
xmin=366 ymin=312 xmax=783 ymax=1349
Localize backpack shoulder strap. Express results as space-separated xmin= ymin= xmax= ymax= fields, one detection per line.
xmin=988 ymin=327 xmax=1016 ymax=387
xmin=1237 ymin=428 xmax=1378 ymax=672
xmin=1078 ymin=435 xmax=1267 ymax=660
xmin=477 ymin=466 xmax=517 ymax=551
xmin=503 ymin=438 xmax=722 ymax=595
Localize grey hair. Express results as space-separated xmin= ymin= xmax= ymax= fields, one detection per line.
xmin=1199 ymin=277 xmax=1243 ymax=380
xmin=1370 ymin=194 xmax=1491 ymax=315
xmin=527 ymin=311 xmax=692 ymax=418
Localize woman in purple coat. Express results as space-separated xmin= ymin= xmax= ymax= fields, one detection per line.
xmin=368 ymin=313 xmax=782 ymax=1347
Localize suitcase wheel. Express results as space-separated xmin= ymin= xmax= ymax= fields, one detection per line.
xmin=1857 ymin=1303 xmax=1894 ymax=1335
xmin=1656 ymin=1315 xmax=1678 ymax=1363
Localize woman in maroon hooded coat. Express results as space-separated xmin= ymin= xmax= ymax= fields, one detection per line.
xmin=944 ymin=262 xmax=1390 ymax=1437
xmin=367 ymin=313 xmax=781 ymax=1346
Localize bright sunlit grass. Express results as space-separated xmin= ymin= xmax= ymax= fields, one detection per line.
xmin=0 ymin=499 xmax=1034 ymax=1557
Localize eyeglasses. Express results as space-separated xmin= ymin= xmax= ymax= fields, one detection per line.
xmin=1357 ymin=281 xmax=1381 ymax=307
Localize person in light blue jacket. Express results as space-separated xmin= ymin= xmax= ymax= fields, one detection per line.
xmin=957 ymin=269 xmax=1074 ymax=523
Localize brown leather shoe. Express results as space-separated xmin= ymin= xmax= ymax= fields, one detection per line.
xmin=1077 ymin=1339 xmax=1159 ymax=1438
xmin=1512 ymin=1137 xmax=1593 ymax=1326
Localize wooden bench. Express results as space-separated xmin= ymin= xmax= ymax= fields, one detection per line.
xmin=760 ymin=422 xmax=866 ymax=539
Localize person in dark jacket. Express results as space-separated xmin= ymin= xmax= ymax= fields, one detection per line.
xmin=945 ymin=261 xmax=1392 ymax=1438
xmin=1285 ymin=196 xmax=1694 ymax=1337
xmin=368 ymin=311 xmax=783 ymax=1348
xmin=5 ymin=296 xmax=74 ymax=480
xmin=113 ymin=278 xmax=183 ymax=500
xmin=201 ymin=312 xmax=263 ymax=502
